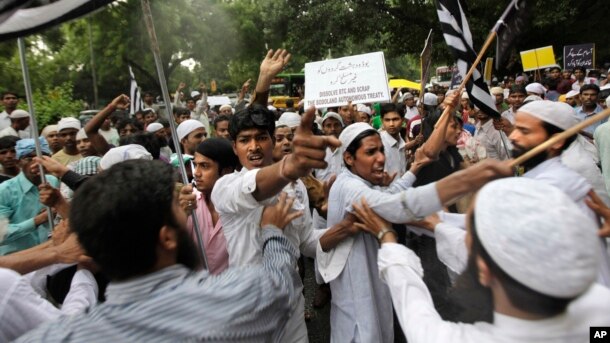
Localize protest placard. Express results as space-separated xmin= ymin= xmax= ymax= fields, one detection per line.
xmin=484 ymin=57 xmax=493 ymax=84
xmin=563 ymin=43 xmax=595 ymax=70
xmin=520 ymin=46 xmax=556 ymax=71
xmin=304 ymin=52 xmax=390 ymax=108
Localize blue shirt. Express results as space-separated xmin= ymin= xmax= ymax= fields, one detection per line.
xmin=0 ymin=172 xmax=59 ymax=255
xmin=576 ymin=104 xmax=606 ymax=135
xmin=16 ymin=227 xmax=299 ymax=343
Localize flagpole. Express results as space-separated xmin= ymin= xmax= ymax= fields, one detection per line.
xmin=140 ymin=0 xmax=208 ymax=270
xmin=510 ymin=109 xmax=610 ymax=168
xmin=434 ymin=30 xmax=498 ymax=129
xmin=17 ymin=37 xmax=54 ymax=229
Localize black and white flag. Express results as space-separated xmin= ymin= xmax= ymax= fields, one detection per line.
xmin=436 ymin=0 xmax=499 ymax=118
xmin=128 ymin=66 xmax=144 ymax=115
xmin=0 ymin=0 xmax=115 ymax=42
xmin=494 ymin=0 xmax=529 ymax=70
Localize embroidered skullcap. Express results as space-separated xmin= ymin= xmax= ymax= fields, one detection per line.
xmin=475 ymin=178 xmax=599 ymax=298
xmin=518 ymin=100 xmax=578 ymax=131
xmin=278 ymin=111 xmax=301 ymax=128
xmin=99 ymin=144 xmax=152 ymax=170
xmin=176 ymin=119 xmax=204 ymax=141
xmin=146 ymin=123 xmax=164 ymax=133
xmin=8 ymin=109 xmax=29 ymax=119
xmin=57 ymin=117 xmax=81 ymax=132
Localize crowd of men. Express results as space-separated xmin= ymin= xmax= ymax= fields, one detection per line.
xmin=0 ymin=48 xmax=609 ymax=342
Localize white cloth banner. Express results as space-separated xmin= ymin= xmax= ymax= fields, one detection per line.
xmin=304 ymin=52 xmax=391 ymax=108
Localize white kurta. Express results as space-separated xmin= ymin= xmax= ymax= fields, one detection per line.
xmin=378 ymin=242 xmax=610 ymax=343
xmin=0 ymin=267 xmax=98 ymax=342
xmin=317 ymin=169 xmax=441 ymax=342
xmin=211 ymin=167 xmax=324 ymax=343
xmin=380 ymin=130 xmax=407 ymax=175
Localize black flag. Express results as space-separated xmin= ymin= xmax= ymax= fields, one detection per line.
xmin=436 ymin=0 xmax=499 ymax=118
xmin=494 ymin=0 xmax=529 ymax=70
xmin=0 ymin=0 xmax=115 ymax=42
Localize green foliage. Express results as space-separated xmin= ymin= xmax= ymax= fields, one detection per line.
xmin=26 ymin=82 xmax=83 ymax=129
xmin=0 ymin=0 xmax=608 ymax=107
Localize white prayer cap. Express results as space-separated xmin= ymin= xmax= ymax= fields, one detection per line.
xmin=401 ymin=92 xmax=414 ymax=101
xmin=322 ymin=111 xmax=344 ymax=127
xmin=219 ymin=104 xmax=233 ymax=112
xmin=475 ymin=178 xmax=599 ymax=298
xmin=99 ymin=144 xmax=152 ymax=170
xmin=57 ymin=117 xmax=81 ymax=132
xmin=8 ymin=109 xmax=29 ymax=119
xmin=461 ymin=92 xmax=469 ymax=99
xmin=278 ymin=111 xmax=301 ymax=128
xmin=176 ymin=119 xmax=204 ymax=141
xmin=267 ymin=105 xmax=277 ymax=111
xmin=338 ymin=122 xmax=375 ymax=157
xmin=518 ymin=100 xmax=579 ymax=131
xmin=41 ymin=125 xmax=58 ymax=137
xmin=423 ymin=93 xmax=438 ymax=106
xmin=523 ymin=95 xmax=543 ymax=104
xmin=490 ymin=87 xmax=504 ymax=96
xmin=76 ymin=128 xmax=87 ymax=140
xmin=190 ymin=91 xmax=200 ymax=98
xmin=274 ymin=121 xmax=287 ymax=129
xmin=356 ymin=103 xmax=372 ymax=115
xmin=565 ymin=90 xmax=579 ymax=99
xmin=525 ymin=82 xmax=546 ymax=95
xmin=146 ymin=122 xmax=164 ymax=133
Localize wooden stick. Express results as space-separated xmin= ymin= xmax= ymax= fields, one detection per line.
xmin=510 ymin=108 xmax=610 ymax=167
xmin=435 ymin=31 xmax=498 ymax=129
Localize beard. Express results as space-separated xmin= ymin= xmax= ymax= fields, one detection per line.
xmin=511 ymin=144 xmax=549 ymax=172
xmin=447 ymin=253 xmax=494 ymax=323
xmin=175 ymin=227 xmax=202 ymax=271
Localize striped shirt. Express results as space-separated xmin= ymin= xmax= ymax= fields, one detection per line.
xmin=16 ymin=227 xmax=298 ymax=343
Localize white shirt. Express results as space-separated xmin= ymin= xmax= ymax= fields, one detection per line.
xmin=316 ymin=169 xmax=441 ymax=283
xmin=378 ymin=242 xmax=610 ymax=343
xmin=0 ymin=267 xmax=98 ymax=342
xmin=0 ymin=111 xmax=10 ymax=130
xmin=474 ymin=119 xmax=510 ymax=160
xmin=380 ymin=130 xmax=407 ymax=175
xmin=404 ymin=106 xmax=419 ymax=121
xmin=313 ymin=146 xmax=342 ymax=182
xmin=211 ymin=167 xmax=324 ymax=342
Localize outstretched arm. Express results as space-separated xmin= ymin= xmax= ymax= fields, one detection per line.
xmin=84 ymin=94 xmax=130 ymax=155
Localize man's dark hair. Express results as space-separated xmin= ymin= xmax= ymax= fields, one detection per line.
xmin=1 ymin=91 xmax=18 ymax=99
xmin=116 ymin=118 xmax=143 ymax=132
xmin=70 ymin=160 xmax=178 ymax=280
xmin=549 ymin=66 xmax=561 ymax=73
xmin=580 ymin=83 xmax=600 ymax=95
xmin=343 ymin=129 xmax=380 ymax=169
xmin=0 ymin=135 xmax=19 ymax=150
xmin=380 ymin=103 xmax=399 ymax=119
xmin=119 ymin=132 xmax=161 ymax=159
xmin=541 ymin=122 xmax=576 ymax=153
xmin=185 ymin=97 xmax=195 ymax=103
xmin=229 ymin=104 xmax=275 ymax=141
xmin=213 ymin=114 xmax=230 ymax=127
xmin=196 ymin=138 xmax=239 ymax=175
xmin=157 ymin=118 xmax=170 ymax=128
xmin=143 ymin=91 xmax=154 ymax=97
xmin=573 ymin=66 xmax=586 ymax=73
xmin=173 ymin=106 xmax=190 ymax=116
xmin=469 ymin=213 xmax=573 ymax=316
xmin=509 ymin=85 xmax=527 ymax=95
xmin=285 ymin=99 xmax=294 ymax=108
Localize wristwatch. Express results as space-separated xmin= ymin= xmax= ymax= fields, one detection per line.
xmin=376 ymin=227 xmax=396 ymax=243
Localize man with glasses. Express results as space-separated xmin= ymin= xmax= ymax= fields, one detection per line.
xmin=0 ymin=138 xmax=59 ymax=255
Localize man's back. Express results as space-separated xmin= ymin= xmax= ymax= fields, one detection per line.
xmin=17 ymin=229 xmax=298 ymax=342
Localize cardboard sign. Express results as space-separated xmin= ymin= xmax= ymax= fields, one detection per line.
xmin=563 ymin=43 xmax=595 ymax=70
xmin=520 ymin=46 xmax=556 ymax=71
xmin=304 ymin=52 xmax=390 ymax=108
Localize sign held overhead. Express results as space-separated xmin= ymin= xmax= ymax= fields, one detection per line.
xmin=304 ymin=52 xmax=391 ymax=108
